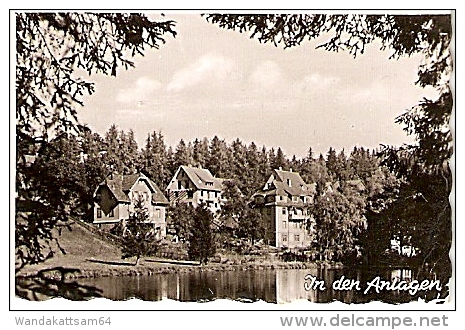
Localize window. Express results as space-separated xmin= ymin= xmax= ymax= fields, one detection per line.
xmin=295 ymin=234 xmax=300 ymax=242
xmin=133 ymin=191 xmax=139 ymax=200
xmin=187 ymin=191 xmax=194 ymax=198
xmin=282 ymin=220 xmax=287 ymax=228
xmin=282 ymin=235 xmax=287 ymax=242
xmin=282 ymin=208 xmax=286 ymax=215
xmin=155 ymin=209 xmax=161 ymax=218
xmin=215 ymin=203 xmax=218 ymax=208
xmin=215 ymin=191 xmax=218 ymax=198
xmin=174 ymin=191 xmax=179 ymax=198
xmin=96 ymin=208 xmax=102 ymax=218
xmin=178 ymin=181 xmax=182 ymax=190
xmin=143 ymin=192 xmax=148 ymax=201
xmin=108 ymin=209 xmax=114 ymax=217
xmin=287 ymin=179 xmax=292 ymax=187
xmin=201 ymin=190 xmax=204 ymax=197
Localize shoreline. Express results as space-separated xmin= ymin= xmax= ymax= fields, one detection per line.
xmin=16 ymin=259 xmax=344 ymax=281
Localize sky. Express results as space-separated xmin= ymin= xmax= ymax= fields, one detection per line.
xmin=79 ymin=13 xmax=437 ymax=159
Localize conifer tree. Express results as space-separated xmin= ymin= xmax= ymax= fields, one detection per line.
xmin=207 ymin=136 xmax=231 ymax=178
xmin=121 ymin=196 xmax=160 ymax=266
xmin=188 ymin=204 xmax=216 ymax=264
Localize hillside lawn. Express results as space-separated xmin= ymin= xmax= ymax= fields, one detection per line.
xmin=16 ymin=221 xmax=183 ymax=278
xmin=16 ymin=220 xmax=326 ymax=281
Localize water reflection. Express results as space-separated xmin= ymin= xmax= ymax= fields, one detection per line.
xmin=82 ymin=270 xmax=276 ymax=302
xmin=80 ymin=267 xmax=446 ymax=304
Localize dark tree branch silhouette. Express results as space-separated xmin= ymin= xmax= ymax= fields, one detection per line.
xmin=15 ymin=13 xmax=176 ymax=299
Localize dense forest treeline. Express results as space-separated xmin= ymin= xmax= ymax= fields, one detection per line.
xmin=22 ymin=122 xmax=451 ymax=275
xmin=31 ymin=124 xmax=393 ymax=213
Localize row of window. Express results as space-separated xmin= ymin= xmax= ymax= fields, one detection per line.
xmin=133 ymin=191 xmax=149 ymax=201
xmin=172 ymin=189 xmax=220 ymax=200
xmin=96 ymin=208 xmax=113 ymax=218
xmin=200 ymin=190 xmax=219 ymax=199
xmin=199 ymin=200 xmax=219 ymax=208
xmin=262 ymin=207 xmax=307 ymax=216
xmin=266 ymin=195 xmax=308 ymax=203
xmin=282 ymin=208 xmax=307 ymax=215
xmin=282 ymin=220 xmax=305 ymax=229
xmin=96 ymin=208 xmax=162 ymax=218
xmin=281 ymin=234 xmax=312 ymax=242
xmin=282 ymin=234 xmax=300 ymax=242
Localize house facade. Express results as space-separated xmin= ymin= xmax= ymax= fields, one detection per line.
xmin=253 ymin=168 xmax=316 ymax=248
xmin=93 ymin=172 xmax=169 ymax=238
xmin=165 ymin=165 xmax=227 ymax=215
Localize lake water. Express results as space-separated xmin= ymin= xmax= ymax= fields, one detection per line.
xmin=78 ymin=267 xmax=447 ymax=304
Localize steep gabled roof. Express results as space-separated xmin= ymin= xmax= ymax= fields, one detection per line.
xmin=269 ymin=169 xmax=315 ymax=197
xmin=253 ymin=168 xmax=316 ymax=205
xmin=122 ymin=173 xmax=141 ymax=191
xmin=96 ymin=173 xmax=169 ymax=205
xmin=178 ymin=165 xmax=225 ymax=191
xmin=104 ymin=173 xmax=129 ymax=202
xmin=146 ymin=177 xmax=170 ymax=204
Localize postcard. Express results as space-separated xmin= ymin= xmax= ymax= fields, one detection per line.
xmin=12 ymin=10 xmax=454 ymax=321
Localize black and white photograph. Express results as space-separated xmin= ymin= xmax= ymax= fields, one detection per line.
xmin=12 ymin=9 xmax=454 ymax=315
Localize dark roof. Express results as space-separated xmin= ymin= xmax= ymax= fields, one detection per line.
xmin=178 ymin=165 xmax=225 ymax=191
xmin=146 ymin=177 xmax=170 ymax=204
xmin=271 ymin=169 xmax=315 ymax=196
xmin=97 ymin=173 xmax=169 ymax=205
xmin=253 ymin=169 xmax=315 ymax=201
xmin=122 ymin=173 xmax=141 ymax=191
xmin=104 ymin=174 xmax=128 ymax=202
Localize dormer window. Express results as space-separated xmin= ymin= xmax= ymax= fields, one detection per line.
xmin=287 ymin=179 xmax=292 ymax=187
xmin=206 ymin=182 xmax=213 ymax=186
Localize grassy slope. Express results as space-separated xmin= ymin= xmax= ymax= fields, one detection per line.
xmin=16 ymin=222 xmax=318 ymax=279
xmin=57 ymin=222 xmax=121 ymax=260
xmin=17 ymin=221 xmax=159 ymax=275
